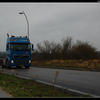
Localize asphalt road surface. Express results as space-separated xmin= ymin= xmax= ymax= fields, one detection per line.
xmin=0 ymin=66 xmax=100 ymax=96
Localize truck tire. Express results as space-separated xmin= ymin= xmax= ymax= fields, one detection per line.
xmin=6 ymin=61 xmax=11 ymax=69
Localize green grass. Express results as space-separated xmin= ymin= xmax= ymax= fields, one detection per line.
xmin=0 ymin=73 xmax=90 ymax=97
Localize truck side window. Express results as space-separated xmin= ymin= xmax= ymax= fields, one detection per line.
xmin=28 ymin=44 xmax=31 ymax=49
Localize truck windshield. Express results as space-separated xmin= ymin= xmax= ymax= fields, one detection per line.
xmin=10 ymin=43 xmax=31 ymax=51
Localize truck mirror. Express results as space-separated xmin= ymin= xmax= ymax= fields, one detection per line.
xmin=32 ymin=44 xmax=34 ymax=50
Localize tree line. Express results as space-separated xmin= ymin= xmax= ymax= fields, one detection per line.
xmin=32 ymin=36 xmax=99 ymax=61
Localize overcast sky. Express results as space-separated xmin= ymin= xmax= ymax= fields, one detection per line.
xmin=0 ymin=3 xmax=100 ymax=51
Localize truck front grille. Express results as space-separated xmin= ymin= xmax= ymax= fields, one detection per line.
xmin=14 ymin=55 xmax=29 ymax=58
xmin=15 ymin=60 xmax=28 ymax=64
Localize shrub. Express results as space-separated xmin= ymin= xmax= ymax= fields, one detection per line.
xmin=32 ymin=36 xmax=98 ymax=60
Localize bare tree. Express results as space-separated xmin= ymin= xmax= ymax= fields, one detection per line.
xmin=61 ymin=36 xmax=73 ymax=59
xmin=34 ymin=36 xmax=98 ymax=60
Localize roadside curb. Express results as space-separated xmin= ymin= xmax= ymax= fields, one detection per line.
xmin=2 ymin=72 xmax=100 ymax=98
xmin=36 ymin=80 xmax=100 ymax=98
xmin=16 ymin=75 xmax=100 ymax=98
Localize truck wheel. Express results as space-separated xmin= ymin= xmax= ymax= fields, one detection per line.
xmin=6 ymin=61 xmax=11 ymax=69
xmin=6 ymin=61 xmax=8 ymax=68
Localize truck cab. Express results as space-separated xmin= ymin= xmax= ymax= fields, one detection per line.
xmin=4 ymin=34 xmax=33 ymax=68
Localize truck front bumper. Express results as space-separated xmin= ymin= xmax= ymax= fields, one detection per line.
xmin=9 ymin=59 xmax=31 ymax=67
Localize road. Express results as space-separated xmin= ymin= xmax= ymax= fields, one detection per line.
xmin=0 ymin=66 xmax=100 ymax=96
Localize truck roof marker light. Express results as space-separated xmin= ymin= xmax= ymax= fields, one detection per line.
xmin=11 ymin=35 xmax=14 ymax=37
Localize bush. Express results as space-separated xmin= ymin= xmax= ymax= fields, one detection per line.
xmin=72 ymin=40 xmax=98 ymax=60
xmin=32 ymin=36 xmax=98 ymax=60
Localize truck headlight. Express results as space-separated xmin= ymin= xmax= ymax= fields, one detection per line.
xmin=29 ymin=60 xmax=31 ymax=63
xmin=11 ymin=60 xmax=14 ymax=64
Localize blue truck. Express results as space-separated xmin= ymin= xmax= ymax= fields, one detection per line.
xmin=2 ymin=34 xmax=33 ymax=68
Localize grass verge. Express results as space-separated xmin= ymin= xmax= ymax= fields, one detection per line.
xmin=0 ymin=73 xmax=90 ymax=97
